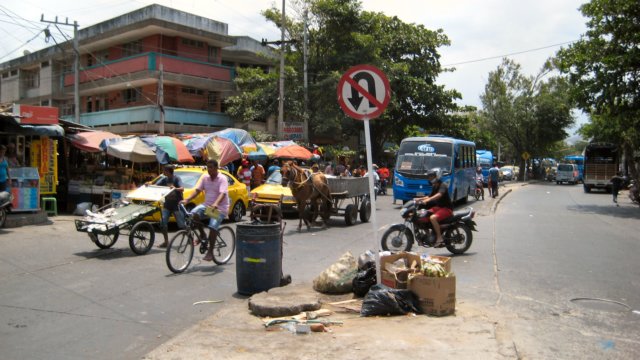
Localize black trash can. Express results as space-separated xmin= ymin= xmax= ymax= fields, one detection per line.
xmin=235 ymin=222 xmax=282 ymax=296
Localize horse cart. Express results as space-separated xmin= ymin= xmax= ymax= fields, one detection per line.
xmin=74 ymin=185 xmax=172 ymax=255
xmin=323 ymin=176 xmax=372 ymax=226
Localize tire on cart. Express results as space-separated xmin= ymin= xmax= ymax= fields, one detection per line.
xmin=344 ymin=203 xmax=357 ymax=226
xmin=89 ymin=232 xmax=119 ymax=249
xmin=129 ymin=221 xmax=155 ymax=255
xmin=359 ymin=196 xmax=371 ymax=223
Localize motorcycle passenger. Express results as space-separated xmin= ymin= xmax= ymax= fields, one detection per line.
xmin=475 ymin=167 xmax=485 ymax=200
xmin=414 ymin=170 xmax=453 ymax=247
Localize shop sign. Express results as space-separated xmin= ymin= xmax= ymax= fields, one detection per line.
xmin=283 ymin=122 xmax=304 ymax=140
xmin=14 ymin=104 xmax=59 ymax=125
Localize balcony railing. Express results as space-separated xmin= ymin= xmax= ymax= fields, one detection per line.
xmin=64 ymin=52 xmax=235 ymax=87
xmin=61 ymin=105 xmax=233 ymax=128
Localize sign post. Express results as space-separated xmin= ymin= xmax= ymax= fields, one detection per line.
xmin=337 ymin=64 xmax=391 ymax=285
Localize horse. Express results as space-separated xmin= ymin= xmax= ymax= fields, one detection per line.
xmin=280 ymin=161 xmax=332 ymax=231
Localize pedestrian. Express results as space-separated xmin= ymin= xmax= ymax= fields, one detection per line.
xmin=0 ymin=145 xmax=11 ymax=192
xmin=267 ymin=159 xmax=280 ymax=177
xmin=237 ymin=159 xmax=251 ymax=193
xmin=150 ymin=165 xmax=185 ymax=248
xmin=181 ymin=159 xmax=229 ymax=262
xmin=610 ymin=172 xmax=625 ymax=206
xmin=489 ymin=162 xmax=500 ymax=198
xmin=324 ymin=162 xmax=333 ymax=175
xmin=250 ymin=160 xmax=265 ymax=189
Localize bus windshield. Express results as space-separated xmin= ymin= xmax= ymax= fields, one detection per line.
xmin=395 ymin=140 xmax=453 ymax=176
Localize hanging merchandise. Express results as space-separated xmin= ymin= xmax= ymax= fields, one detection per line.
xmin=30 ymin=137 xmax=58 ymax=195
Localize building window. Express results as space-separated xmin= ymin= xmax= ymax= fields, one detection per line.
xmin=123 ymin=88 xmax=140 ymax=103
xmin=122 ymin=40 xmax=142 ymax=57
xmin=41 ymin=61 xmax=49 ymax=68
xmin=23 ymin=69 xmax=40 ymax=89
xmin=40 ymin=100 xmax=49 ymax=106
xmin=181 ymin=87 xmax=204 ymax=96
xmin=86 ymin=96 xmax=93 ymax=113
xmin=1 ymin=72 xmax=8 ymax=79
xmin=10 ymin=70 xmax=17 ymax=77
xmin=208 ymin=46 xmax=218 ymax=62
xmin=181 ymin=38 xmax=204 ymax=48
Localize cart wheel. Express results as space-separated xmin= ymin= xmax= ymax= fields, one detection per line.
xmin=0 ymin=208 xmax=6 ymax=228
xmin=89 ymin=232 xmax=119 ymax=249
xmin=129 ymin=221 xmax=155 ymax=255
xmin=359 ymin=198 xmax=371 ymax=223
xmin=344 ymin=204 xmax=357 ymax=226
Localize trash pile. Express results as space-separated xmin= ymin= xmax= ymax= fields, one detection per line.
xmin=253 ymin=250 xmax=456 ymax=335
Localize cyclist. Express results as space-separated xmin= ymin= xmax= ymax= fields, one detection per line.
xmin=181 ymin=159 xmax=229 ymax=262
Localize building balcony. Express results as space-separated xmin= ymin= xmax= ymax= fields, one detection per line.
xmin=61 ymin=105 xmax=233 ymax=129
xmin=63 ymin=52 xmax=235 ymax=92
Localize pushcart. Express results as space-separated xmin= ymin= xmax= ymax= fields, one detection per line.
xmin=304 ymin=176 xmax=372 ymax=226
xmin=74 ymin=185 xmax=173 ymax=255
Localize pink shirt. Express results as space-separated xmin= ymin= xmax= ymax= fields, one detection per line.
xmin=197 ymin=172 xmax=229 ymax=216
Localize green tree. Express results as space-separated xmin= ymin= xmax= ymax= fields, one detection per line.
xmin=555 ymin=0 xmax=640 ymax=180
xmin=481 ymin=58 xmax=575 ymax=180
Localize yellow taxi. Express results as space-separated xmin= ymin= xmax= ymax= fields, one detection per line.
xmin=249 ymin=170 xmax=297 ymax=212
xmin=145 ymin=166 xmax=249 ymax=222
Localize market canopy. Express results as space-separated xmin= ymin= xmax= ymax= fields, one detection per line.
xmin=213 ymin=128 xmax=257 ymax=154
xmin=69 ymin=131 xmax=121 ymax=153
xmin=106 ymin=137 xmax=157 ymax=163
xmin=273 ymin=144 xmax=313 ymax=160
xmin=204 ymin=136 xmax=242 ymax=166
xmin=141 ymin=136 xmax=194 ymax=164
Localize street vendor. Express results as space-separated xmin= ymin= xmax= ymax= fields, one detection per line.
xmin=150 ymin=165 xmax=185 ymax=248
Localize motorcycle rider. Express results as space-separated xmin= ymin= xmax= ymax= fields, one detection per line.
xmin=475 ymin=166 xmax=485 ymax=200
xmin=414 ymin=169 xmax=453 ymax=247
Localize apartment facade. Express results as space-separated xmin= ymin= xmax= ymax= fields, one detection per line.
xmin=0 ymin=4 xmax=276 ymax=134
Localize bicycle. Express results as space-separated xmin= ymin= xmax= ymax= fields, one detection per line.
xmin=166 ymin=204 xmax=236 ymax=273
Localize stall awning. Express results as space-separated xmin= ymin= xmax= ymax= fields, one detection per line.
xmin=68 ymin=130 xmax=121 ymax=152
xmin=0 ymin=114 xmax=65 ymax=137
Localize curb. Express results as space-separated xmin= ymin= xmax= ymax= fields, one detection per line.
xmin=4 ymin=211 xmax=50 ymax=228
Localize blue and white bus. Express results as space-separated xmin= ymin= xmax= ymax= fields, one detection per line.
xmin=475 ymin=149 xmax=494 ymax=186
xmin=393 ymin=135 xmax=476 ymax=203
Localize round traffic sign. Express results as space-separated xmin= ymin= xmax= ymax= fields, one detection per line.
xmin=337 ymin=65 xmax=391 ymax=120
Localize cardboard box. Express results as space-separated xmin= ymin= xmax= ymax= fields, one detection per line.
xmin=425 ymin=255 xmax=452 ymax=273
xmin=380 ymin=252 xmax=421 ymax=289
xmin=409 ymin=274 xmax=456 ymax=316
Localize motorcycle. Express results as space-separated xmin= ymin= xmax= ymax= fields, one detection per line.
xmin=629 ymin=179 xmax=639 ymax=205
xmin=0 ymin=191 xmax=13 ymax=228
xmin=381 ymin=200 xmax=477 ymax=255
xmin=377 ymin=178 xmax=388 ymax=196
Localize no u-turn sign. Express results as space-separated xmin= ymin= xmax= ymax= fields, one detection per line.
xmin=337 ymin=65 xmax=390 ymax=120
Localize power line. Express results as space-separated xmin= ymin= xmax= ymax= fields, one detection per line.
xmin=0 ymin=29 xmax=45 ymax=61
xmin=443 ymin=40 xmax=577 ymax=67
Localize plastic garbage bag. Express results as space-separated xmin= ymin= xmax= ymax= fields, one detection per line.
xmin=352 ymin=267 xmax=377 ymax=297
xmin=360 ymin=284 xmax=421 ymax=316
xmin=313 ymin=252 xmax=357 ymax=294
xmin=74 ymin=202 xmax=93 ymax=216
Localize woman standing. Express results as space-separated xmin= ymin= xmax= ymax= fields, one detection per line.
xmin=0 ymin=145 xmax=11 ymax=191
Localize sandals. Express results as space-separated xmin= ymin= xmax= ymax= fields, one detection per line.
xmin=202 ymin=254 xmax=213 ymax=262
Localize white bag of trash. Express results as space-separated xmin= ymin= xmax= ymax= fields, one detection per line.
xmin=74 ymin=202 xmax=93 ymax=216
xmin=313 ymin=252 xmax=357 ymax=294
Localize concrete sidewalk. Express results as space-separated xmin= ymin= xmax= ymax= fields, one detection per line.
xmin=142 ymin=283 xmax=518 ymax=360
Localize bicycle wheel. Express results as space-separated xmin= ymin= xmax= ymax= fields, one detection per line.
xmin=166 ymin=230 xmax=195 ymax=273
xmin=211 ymin=226 xmax=236 ymax=265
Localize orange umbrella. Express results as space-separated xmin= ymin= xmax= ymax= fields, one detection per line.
xmin=68 ymin=131 xmax=121 ymax=152
xmin=273 ymin=144 xmax=313 ymax=160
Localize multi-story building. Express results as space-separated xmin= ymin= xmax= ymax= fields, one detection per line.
xmin=0 ymin=4 xmax=276 ymax=135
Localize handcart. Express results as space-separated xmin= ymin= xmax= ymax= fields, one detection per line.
xmin=74 ymin=185 xmax=173 ymax=255
xmin=304 ymin=176 xmax=372 ymax=226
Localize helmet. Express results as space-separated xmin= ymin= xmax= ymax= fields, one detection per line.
xmin=426 ymin=168 xmax=442 ymax=181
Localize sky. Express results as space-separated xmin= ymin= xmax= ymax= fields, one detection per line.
xmin=0 ymin=0 xmax=589 ymax=138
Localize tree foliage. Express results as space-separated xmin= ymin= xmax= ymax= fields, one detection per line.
xmin=481 ymin=58 xmax=575 ymax=179
xmin=555 ymin=0 xmax=640 ymax=178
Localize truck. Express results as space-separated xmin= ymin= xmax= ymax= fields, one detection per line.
xmin=582 ymin=142 xmax=618 ymax=193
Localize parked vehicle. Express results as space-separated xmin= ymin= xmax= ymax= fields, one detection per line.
xmin=381 ymin=200 xmax=477 ymax=255
xmin=250 ymin=171 xmax=297 ymax=213
xmin=564 ymin=155 xmax=584 ymax=182
xmin=0 ymin=191 xmax=12 ymax=228
xmin=393 ymin=135 xmax=476 ymax=204
xmin=556 ymin=163 xmax=579 ymax=184
xmin=583 ymin=142 xmax=618 ymax=193
xmin=500 ymin=166 xmax=514 ymax=181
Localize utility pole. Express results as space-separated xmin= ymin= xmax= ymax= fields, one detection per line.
xmin=41 ymin=15 xmax=79 ymax=123
xmin=278 ymin=0 xmax=285 ymax=140
xmin=303 ymin=8 xmax=309 ymax=143
xmin=158 ymin=63 xmax=165 ymax=135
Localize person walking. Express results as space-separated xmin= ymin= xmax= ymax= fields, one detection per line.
xmin=150 ymin=165 xmax=185 ymax=248
xmin=489 ymin=163 xmax=500 ymax=198
xmin=610 ymin=172 xmax=625 ymax=206
xmin=250 ymin=160 xmax=265 ymax=189
xmin=237 ymin=159 xmax=251 ymax=193
xmin=0 ymin=145 xmax=11 ymax=192
xmin=181 ymin=159 xmax=229 ymax=262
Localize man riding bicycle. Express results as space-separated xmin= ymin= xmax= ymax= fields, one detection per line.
xmin=180 ymin=159 xmax=229 ymax=262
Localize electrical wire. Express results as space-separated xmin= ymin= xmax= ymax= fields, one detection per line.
xmin=443 ymin=40 xmax=578 ymax=67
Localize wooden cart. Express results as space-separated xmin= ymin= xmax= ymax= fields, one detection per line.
xmin=309 ymin=176 xmax=372 ymax=226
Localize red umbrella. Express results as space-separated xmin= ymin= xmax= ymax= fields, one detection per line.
xmin=273 ymin=144 xmax=313 ymax=160
xmin=68 ymin=131 xmax=121 ymax=152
